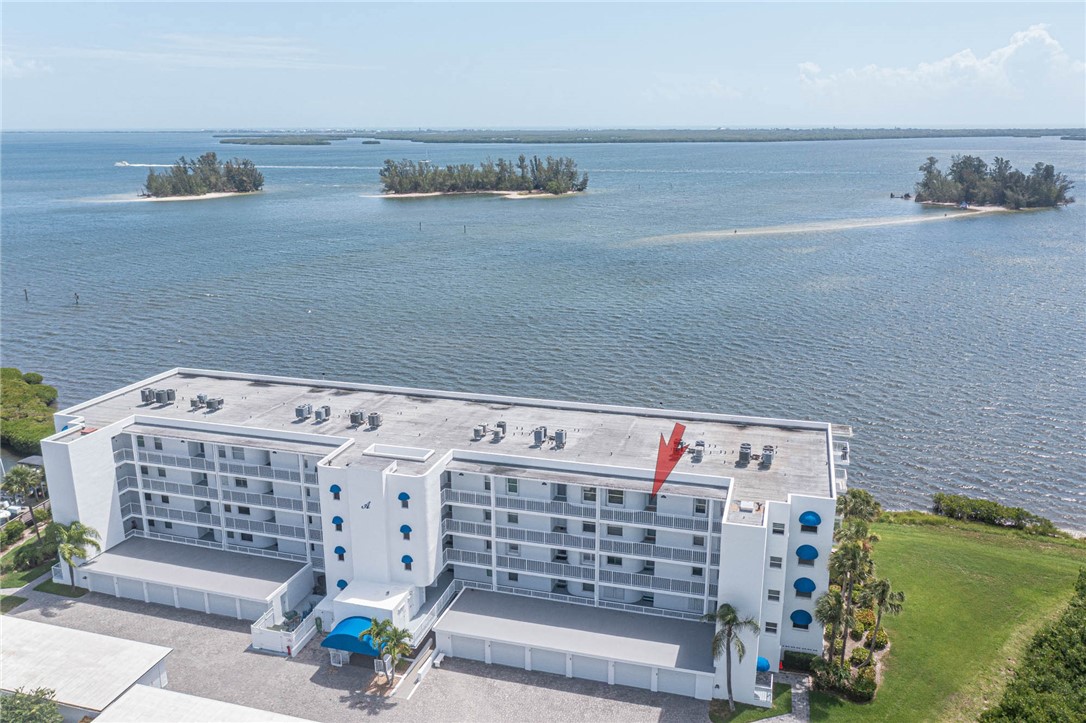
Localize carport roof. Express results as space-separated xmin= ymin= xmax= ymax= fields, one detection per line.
xmin=435 ymin=589 xmax=715 ymax=673
xmin=81 ymin=537 xmax=306 ymax=602
xmin=97 ymin=684 xmax=315 ymax=722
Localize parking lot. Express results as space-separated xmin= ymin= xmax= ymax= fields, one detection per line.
xmin=10 ymin=589 xmax=709 ymax=722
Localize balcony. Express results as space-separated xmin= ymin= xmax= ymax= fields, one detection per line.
xmin=218 ymin=461 xmax=302 ymax=483
xmin=441 ymin=488 xmax=493 ymax=507
xmin=598 ymin=568 xmax=706 ymax=596
xmin=120 ymin=502 xmax=141 ymax=519
xmin=305 ymin=500 xmax=321 ymax=514
xmin=494 ymin=495 xmax=595 ymax=519
xmin=443 ymin=548 xmax=492 ymax=567
xmin=224 ymin=542 xmax=308 ymax=563
xmin=598 ymin=538 xmax=708 ymax=564
xmin=142 ymin=477 xmax=218 ymax=500
xmin=138 ymin=451 xmax=217 ymax=472
xmin=224 ymin=516 xmax=307 ymax=540
xmin=442 ymin=518 xmax=493 ymax=537
xmin=496 ymin=555 xmax=595 ymax=580
xmin=220 ymin=488 xmax=304 ymax=512
xmin=116 ymin=475 xmax=139 ymax=492
xmin=494 ymin=525 xmax=594 ymax=550
xmin=599 ymin=506 xmax=710 ymax=532
xmin=144 ymin=504 xmax=221 ymax=527
xmin=113 ymin=448 xmax=135 ymax=463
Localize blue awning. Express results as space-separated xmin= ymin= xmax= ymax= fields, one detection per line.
xmin=799 ymin=510 xmax=822 ymax=526
xmin=334 ymin=546 xmax=346 ymax=555
xmin=332 ymin=516 xmax=344 ymax=525
xmin=794 ymin=577 xmax=817 ymax=593
xmin=329 ymin=484 xmax=342 ymax=494
xmin=756 ymin=656 xmax=771 ymax=672
xmin=397 ymin=492 xmax=410 ymax=501
xmin=336 ymin=579 xmax=348 ymax=590
xmin=796 ymin=544 xmax=819 ymax=560
xmin=790 ymin=609 xmax=813 ymax=626
xmin=401 ymin=555 xmax=413 ymax=564
xmin=400 ymin=524 xmax=412 ymax=534
xmin=320 ymin=616 xmax=382 ymax=657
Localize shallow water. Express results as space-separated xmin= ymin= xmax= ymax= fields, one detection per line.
xmin=2 ymin=132 xmax=1083 ymax=528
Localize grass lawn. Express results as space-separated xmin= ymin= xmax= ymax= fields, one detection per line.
xmin=709 ymin=683 xmax=792 ymax=723
xmin=1 ymin=594 xmax=28 ymax=614
xmin=34 ymin=580 xmax=88 ymax=598
xmin=0 ymin=538 xmax=56 ymax=588
xmin=810 ymin=520 xmax=1086 ymax=722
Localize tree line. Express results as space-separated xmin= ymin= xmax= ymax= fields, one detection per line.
xmin=914 ymin=155 xmax=1074 ymax=208
xmin=932 ymin=492 xmax=1061 ymax=536
xmin=379 ymin=155 xmax=589 ymax=195
xmin=143 ymin=152 xmax=264 ymax=197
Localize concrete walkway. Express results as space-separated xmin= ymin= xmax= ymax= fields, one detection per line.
xmin=767 ymin=672 xmax=812 ymax=722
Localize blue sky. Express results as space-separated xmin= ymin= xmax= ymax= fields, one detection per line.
xmin=3 ymin=2 xmax=1084 ymax=129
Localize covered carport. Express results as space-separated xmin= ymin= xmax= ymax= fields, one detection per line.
xmin=433 ymin=589 xmax=716 ymax=700
xmin=78 ymin=536 xmax=311 ymax=622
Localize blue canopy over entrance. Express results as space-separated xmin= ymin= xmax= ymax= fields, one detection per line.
xmin=756 ymin=656 xmax=771 ymax=672
xmin=320 ymin=616 xmax=381 ymax=657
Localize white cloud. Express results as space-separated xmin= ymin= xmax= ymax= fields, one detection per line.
xmin=2 ymin=56 xmax=53 ymax=78
xmin=644 ymin=72 xmax=742 ymax=103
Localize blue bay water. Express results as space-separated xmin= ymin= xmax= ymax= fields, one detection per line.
xmin=1 ymin=132 xmax=1084 ymax=528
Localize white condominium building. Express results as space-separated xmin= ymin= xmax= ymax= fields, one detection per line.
xmin=42 ymin=368 xmax=849 ymax=706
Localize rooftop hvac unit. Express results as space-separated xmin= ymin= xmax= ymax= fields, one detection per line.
xmin=197 ymin=393 xmax=208 ymax=404
xmin=166 ymin=389 xmax=176 ymax=402
xmin=492 ymin=428 xmax=503 ymax=441
xmin=473 ymin=425 xmax=484 ymax=441
xmin=738 ymin=443 xmax=752 ymax=465
xmin=761 ymin=445 xmax=776 ymax=467
xmin=349 ymin=411 xmax=364 ymax=426
xmin=140 ymin=388 xmax=153 ymax=403
xmin=315 ymin=408 xmax=326 ymax=422
xmin=321 ymin=405 xmax=331 ymax=418
xmin=190 ymin=399 xmax=202 ymax=410
xmin=368 ymin=412 xmax=383 ymax=428
xmin=693 ymin=440 xmax=706 ymax=462
xmin=296 ymin=405 xmax=309 ymax=420
xmin=154 ymin=390 xmax=168 ymax=404
xmin=554 ymin=429 xmax=567 ymax=448
xmin=496 ymin=421 xmax=507 ymax=435
xmin=532 ymin=427 xmax=546 ymax=446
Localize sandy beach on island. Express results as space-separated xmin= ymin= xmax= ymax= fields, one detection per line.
xmin=82 ymin=191 xmax=260 ymax=204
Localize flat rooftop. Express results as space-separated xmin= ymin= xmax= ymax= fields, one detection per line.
xmin=435 ymin=589 xmax=715 ymax=673
xmin=81 ymin=537 xmax=306 ymax=602
xmin=63 ymin=368 xmax=839 ymax=504
xmin=96 ymin=685 xmax=315 ymax=723
xmin=0 ymin=618 xmax=171 ymax=713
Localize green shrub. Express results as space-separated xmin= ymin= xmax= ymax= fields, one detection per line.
xmin=850 ymin=647 xmax=871 ymax=667
xmin=932 ymin=493 xmax=1061 ymax=537
xmin=3 ymin=520 xmax=27 ymax=545
xmin=867 ymin=628 xmax=889 ymax=650
xmin=0 ymin=368 xmax=57 ymax=455
xmin=849 ymin=627 xmax=864 ymax=641
xmin=13 ymin=540 xmax=56 ymax=570
xmin=21 ymin=372 xmax=43 ymax=385
xmin=850 ymin=671 xmax=877 ymax=702
xmin=782 ymin=650 xmax=818 ymax=672
xmin=855 ymin=608 xmax=876 ymax=631
xmin=811 ymin=658 xmax=851 ymax=691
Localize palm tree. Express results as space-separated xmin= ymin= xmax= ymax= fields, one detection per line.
xmin=836 ymin=488 xmax=881 ymax=522
xmin=860 ymin=578 xmax=904 ymax=666
xmin=703 ymin=602 xmax=760 ymax=713
xmin=2 ymin=466 xmax=44 ymax=542
xmin=830 ymin=542 xmax=872 ymax=665
xmin=49 ymin=522 xmax=101 ymax=592
xmin=814 ymin=589 xmax=849 ymax=662
xmin=835 ymin=518 xmax=880 ymax=552
xmin=361 ymin=619 xmax=413 ymax=684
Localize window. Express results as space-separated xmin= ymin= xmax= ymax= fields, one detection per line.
xmin=483 ymin=477 xmax=491 ymax=491
xmin=796 ymin=589 xmax=813 ymax=600
xmin=607 ymin=489 xmax=624 ymax=506
xmin=507 ymin=513 xmax=519 ymax=525
xmin=583 ymin=522 xmax=596 ymax=534
xmin=641 ymin=593 xmax=655 ymax=605
xmin=642 ymin=561 xmax=655 ymax=575
xmin=692 ymin=567 xmax=704 ymax=577
xmin=483 ymin=510 xmax=492 ymax=522
xmin=506 ymin=478 xmax=518 ymax=495
xmin=486 ymin=570 xmax=492 ymax=577
xmin=333 ymin=491 xmax=341 ymax=501
xmin=307 ymin=516 xmax=313 ymax=524
xmin=554 ymin=550 xmax=568 ymax=562
xmin=799 ymin=558 xmax=814 ymax=568
xmin=148 ymin=519 xmax=156 ymax=527
xmin=768 ymin=589 xmax=781 ymax=602
xmin=231 ymin=447 xmax=244 ymax=460
xmin=338 ymin=552 xmax=345 ymax=561
xmin=160 ymin=495 xmax=169 ymax=504
xmin=793 ymin=620 xmax=809 ymax=631
xmin=508 ymin=573 xmax=519 ymax=582
xmin=583 ymin=583 xmax=595 ymax=593
xmin=606 ymin=556 xmax=622 ymax=566
xmin=402 ymin=531 xmax=411 ymax=541
xmin=335 ymin=522 xmax=343 ymax=532
xmin=218 ymin=447 xmax=226 ymax=458
xmin=485 ymin=540 xmax=492 ymax=551
xmin=801 ymin=524 xmax=818 ymax=534
xmin=238 ymin=506 xmax=251 ymax=516
xmin=224 ymin=504 xmax=232 ymax=512
xmin=581 ymin=552 xmax=595 ymax=565
xmin=157 ymin=468 xmax=166 ymax=478
xmin=140 ymin=465 xmax=149 ymax=475
xmin=582 ymin=487 xmax=597 ymax=503
xmin=241 ymin=533 xmax=253 ymax=542
xmin=236 ymin=478 xmax=248 ymax=488
xmin=772 ymin=523 xmax=786 ymax=535
xmin=404 ymin=561 xmax=412 ymax=571
xmin=765 ymin=622 xmax=778 ymax=635
xmin=401 ymin=498 xmax=409 ymax=509
xmin=153 ymin=437 xmax=163 ymax=451
xmin=227 ymin=531 xmax=235 ymax=539
xmin=508 ymin=544 xmax=521 ymax=557
xmin=607 ymin=525 xmax=622 ymax=537
xmin=144 ymin=493 xmax=152 ymax=501
xmin=164 ymin=521 xmax=173 ymax=529
xmin=644 ymin=529 xmax=657 ymax=544
xmin=694 ymin=498 xmax=708 ymax=515
xmin=310 ymin=543 xmax=315 ymax=551
xmin=136 ymin=435 xmax=146 ymax=448
xmin=770 ymin=556 xmax=783 ymax=569
xmin=693 ymin=535 xmax=705 ymax=547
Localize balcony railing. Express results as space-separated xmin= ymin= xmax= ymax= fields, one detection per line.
xmin=442 ymin=518 xmax=493 ymax=537
xmin=596 ymin=598 xmax=705 ymax=621
xmin=598 ymin=568 xmax=706 ymax=596
xmin=224 ymin=542 xmax=308 ymax=563
xmin=495 ymin=525 xmax=595 ymax=550
xmin=443 ymin=548 xmax=492 ymax=566
xmin=599 ymin=506 xmax=709 ymax=532
xmin=221 ymin=488 xmax=304 ymax=512
xmin=308 ymin=529 xmax=323 ymax=542
xmin=599 ymin=538 xmax=707 ymax=564
xmin=224 ymin=517 xmax=306 ymax=540
xmin=218 ymin=461 xmax=301 ymax=483
xmin=139 ymin=451 xmax=217 ymax=471
xmin=120 ymin=502 xmax=141 ymax=519
xmin=495 ymin=555 xmax=595 ymax=580
xmin=144 ymin=504 xmax=221 ymax=527
xmin=494 ymin=495 xmax=595 ymax=519
xmin=441 ymin=488 xmax=493 ymax=507
xmin=304 ymin=472 xmax=318 ymax=485
xmin=494 ymin=583 xmax=595 ymax=607
xmin=306 ymin=500 xmax=321 ymax=514
xmin=143 ymin=477 xmax=218 ymax=500
xmin=127 ymin=527 xmax=222 ymax=550
xmin=114 ymin=448 xmax=135 ymax=463
xmin=116 ymin=475 xmax=139 ymax=492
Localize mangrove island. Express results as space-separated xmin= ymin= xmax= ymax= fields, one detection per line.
xmin=143 ymin=152 xmax=264 ymax=198
xmin=380 ymin=155 xmax=589 ymax=196
xmin=914 ymin=155 xmax=1074 ymax=209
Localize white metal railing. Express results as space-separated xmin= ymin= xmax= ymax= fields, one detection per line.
xmin=496 ymin=555 xmax=595 ymax=580
xmin=224 ymin=543 xmax=308 ymax=563
xmin=144 ymin=504 xmax=221 ymax=527
xmin=51 ymin=562 xmax=64 ymax=582
xmin=753 ymin=677 xmax=774 ymax=707
xmin=596 ymin=598 xmax=705 ymax=621
xmin=128 ymin=528 xmax=222 ymax=549
xmin=495 ymin=525 xmax=595 ymax=550
xmin=442 ymin=518 xmax=493 ymax=537
xmin=251 ymin=606 xmax=318 ymax=657
xmin=441 ymin=488 xmax=493 ymax=506
xmin=224 ymin=517 xmax=306 ymax=540
xmin=494 ymin=584 xmax=595 ymax=606
xmin=221 ymin=488 xmax=304 ymax=512
xmin=218 ymin=461 xmax=301 ymax=482
xmin=599 ymin=538 xmax=708 ymax=564
xmin=494 ymin=494 xmax=595 ymax=519
xmin=600 ymin=506 xmax=710 ymax=532
xmin=443 ymin=548 xmax=491 ymax=566
xmin=116 ymin=475 xmax=139 ymax=492
xmin=120 ymin=503 xmax=141 ymax=518
xmin=304 ymin=472 xmax=318 ymax=485
xmin=139 ymin=451 xmax=217 ymax=471
xmin=309 ymin=529 xmax=323 ymax=542
xmin=406 ymin=579 xmax=460 ymax=641
xmin=709 ymin=583 xmax=719 ymax=598
xmin=598 ymin=568 xmax=706 ymax=596
xmin=114 ymin=448 xmax=135 ymax=463
xmin=143 ymin=478 xmax=218 ymax=500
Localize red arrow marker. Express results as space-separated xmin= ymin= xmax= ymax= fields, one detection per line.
xmin=652 ymin=422 xmax=687 ymax=498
